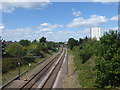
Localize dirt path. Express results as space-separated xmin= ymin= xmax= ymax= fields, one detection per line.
xmin=63 ymin=52 xmax=81 ymax=88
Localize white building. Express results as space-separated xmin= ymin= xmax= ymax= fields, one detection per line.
xmin=90 ymin=27 xmax=101 ymax=41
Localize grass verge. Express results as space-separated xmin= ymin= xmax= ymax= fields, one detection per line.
xmin=71 ymin=49 xmax=96 ymax=88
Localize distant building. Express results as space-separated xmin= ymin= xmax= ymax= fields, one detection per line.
xmin=90 ymin=27 xmax=101 ymax=41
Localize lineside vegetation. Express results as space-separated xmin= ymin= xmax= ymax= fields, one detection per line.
xmin=2 ymin=37 xmax=60 ymax=74
xmin=68 ymin=31 xmax=120 ymax=88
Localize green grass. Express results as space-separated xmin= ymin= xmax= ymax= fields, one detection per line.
xmin=70 ymin=49 xmax=96 ymax=88
xmin=2 ymin=51 xmax=58 ymax=85
xmin=77 ymin=59 xmax=96 ymax=88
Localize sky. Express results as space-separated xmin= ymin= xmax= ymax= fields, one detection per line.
xmin=0 ymin=1 xmax=119 ymax=42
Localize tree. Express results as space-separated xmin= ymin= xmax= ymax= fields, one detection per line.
xmin=68 ymin=31 xmax=120 ymax=88
xmin=85 ymin=36 xmax=88 ymax=41
xmin=79 ymin=38 xmax=83 ymax=44
xmin=32 ymin=39 xmax=37 ymax=43
xmin=95 ymin=31 xmax=120 ymax=88
xmin=46 ymin=41 xmax=57 ymax=51
xmin=68 ymin=38 xmax=78 ymax=49
xmin=6 ymin=43 xmax=23 ymax=57
xmin=31 ymin=43 xmax=48 ymax=57
xmin=39 ymin=37 xmax=46 ymax=43
xmin=19 ymin=40 xmax=31 ymax=46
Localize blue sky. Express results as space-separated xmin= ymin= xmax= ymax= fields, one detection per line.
xmin=1 ymin=2 xmax=118 ymax=42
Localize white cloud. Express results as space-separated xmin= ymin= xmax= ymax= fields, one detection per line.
xmin=92 ymin=0 xmax=119 ymax=2
xmin=110 ymin=27 xmax=118 ymax=30
xmin=2 ymin=27 xmax=37 ymax=41
xmin=40 ymin=23 xmax=50 ymax=26
xmin=0 ymin=24 xmax=5 ymax=36
xmin=0 ymin=24 xmax=5 ymax=30
xmin=2 ymin=27 xmax=50 ymax=41
xmin=67 ymin=15 xmax=108 ymax=28
xmin=2 ymin=25 xmax=90 ymax=42
xmin=0 ymin=24 xmax=4 ymax=36
xmin=72 ymin=8 xmax=81 ymax=16
xmin=102 ymin=27 xmax=119 ymax=36
xmin=44 ymin=28 xmax=91 ymax=42
xmin=1 ymin=0 xmax=50 ymax=2
xmin=0 ymin=1 xmax=51 ymax=13
xmin=2 ymin=23 xmax=64 ymax=41
xmin=44 ymin=30 xmax=78 ymax=42
xmin=38 ymin=23 xmax=64 ymax=32
xmin=110 ymin=15 xmax=120 ymax=21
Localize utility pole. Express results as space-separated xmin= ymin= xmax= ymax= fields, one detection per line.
xmin=17 ymin=47 xmax=21 ymax=80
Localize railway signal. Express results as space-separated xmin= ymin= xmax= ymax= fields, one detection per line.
xmin=17 ymin=47 xmax=21 ymax=80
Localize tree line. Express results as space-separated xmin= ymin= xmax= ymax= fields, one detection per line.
xmin=2 ymin=37 xmax=60 ymax=73
xmin=67 ymin=31 xmax=120 ymax=88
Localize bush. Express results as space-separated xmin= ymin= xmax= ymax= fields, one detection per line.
xmin=77 ymin=40 xmax=95 ymax=64
xmin=68 ymin=38 xmax=79 ymax=49
xmin=6 ymin=43 xmax=23 ymax=57
xmin=19 ymin=40 xmax=31 ymax=46
xmin=3 ymin=37 xmax=59 ymax=74
xmin=2 ymin=57 xmax=17 ymax=73
xmin=95 ymin=31 xmax=120 ymax=88
xmin=68 ymin=31 xmax=120 ymax=88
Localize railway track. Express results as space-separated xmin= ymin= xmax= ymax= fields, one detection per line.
xmin=39 ymin=48 xmax=67 ymax=89
xmin=22 ymin=48 xmax=67 ymax=89
xmin=3 ymin=48 xmax=67 ymax=89
xmin=2 ymin=48 xmax=63 ymax=89
xmin=18 ymin=48 xmax=65 ymax=89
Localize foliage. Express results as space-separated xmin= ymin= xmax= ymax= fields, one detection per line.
xmin=68 ymin=38 xmax=78 ymax=49
xmin=46 ymin=41 xmax=58 ymax=51
xmin=71 ymin=48 xmax=96 ymax=88
xmin=2 ymin=56 xmax=35 ymax=73
xmin=79 ymin=38 xmax=83 ymax=44
xmin=31 ymin=43 xmax=48 ymax=57
xmin=6 ymin=43 xmax=23 ymax=57
xmin=19 ymin=40 xmax=31 ymax=46
xmin=3 ymin=37 xmax=60 ymax=74
xmin=39 ymin=37 xmax=46 ymax=43
xmin=32 ymin=39 xmax=37 ymax=43
xmin=94 ymin=31 xmax=120 ymax=88
xmin=68 ymin=31 xmax=120 ymax=88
